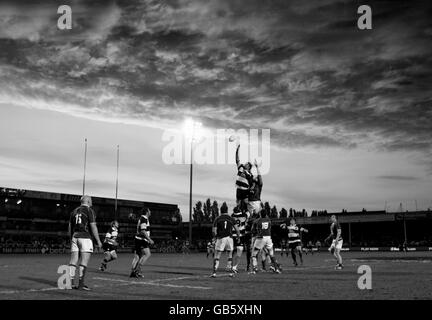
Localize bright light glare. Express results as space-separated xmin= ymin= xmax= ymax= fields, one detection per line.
xmin=183 ymin=118 xmax=202 ymax=140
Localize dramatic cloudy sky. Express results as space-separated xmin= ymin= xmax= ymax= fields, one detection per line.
xmin=1 ymin=0 xmax=431 ymax=219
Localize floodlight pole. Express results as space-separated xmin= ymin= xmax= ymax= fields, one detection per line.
xmin=188 ymin=125 xmax=195 ymax=246
xmin=115 ymin=145 xmax=119 ymax=219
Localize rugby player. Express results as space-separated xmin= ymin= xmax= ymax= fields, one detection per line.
xmin=250 ymin=210 xmax=281 ymax=274
xmin=99 ymin=220 xmax=119 ymax=271
xmin=231 ymin=206 xmax=249 ymax=273
xmin=246 ymin=160 xmax=263 ymax=271
xmin=211 ymin=206 xmax=241 ymax=278
xmin=280 ymin=238 xmax=289 ymax=257
xmin=325 ymin=215 xmax=343 ymax=270
xmin=130 ymin=207 xmax=154 ymax=278
xmin=281 ymin=218 xmax=308 ymax=266
xmin=206 ymin=239 xmax=215 ymax=258
xmin=244 ymin=211 xmax=258 ymax=271
xmin=68 ymin=195 xmax=102 ymax=291
xmin=305 ymin=240 xmax=314 ymax=255
xmin=235 ymin=143 xmax=253 ymax=213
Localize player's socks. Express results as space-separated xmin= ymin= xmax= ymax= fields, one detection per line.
xmin=246 ymin=249 xmax=251 ymax=269
xmin=227 ymin=258 xmax=233 ymax=269
xmin=291 ymin=251 xmax=297 ymax=265
xmin=213 ymin=258 xmax=220 ymax=273
xmin=69 ymin=264 xmax=77 ymax=288
xmin=78 ymin=265 xmax=87 ymax=289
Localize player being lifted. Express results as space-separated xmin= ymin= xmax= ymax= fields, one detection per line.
xmin=211 ymin=206 xmax=241 ymax=278
xmin=99 ymin=220 xmax=119 ymax=271
xmin=325 ymin=215 xmax=343 ymax=270
xmin=235 ymin=142 xmax=253 ymax=213
xmin=281 ymin=218 xmax=308 ymax=266
xmin=231 ymin=206 xmax=249 ymax=273
xmin=68 ymin=195 xmax=102 ymax=290
xmin=250 ymin=210 xmax=281 ymax=274
xmin=130 ymin=207 xmax=154 ymax=278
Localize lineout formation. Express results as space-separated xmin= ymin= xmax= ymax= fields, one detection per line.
xmin=66 ymin=137 xmax=344 ymax=290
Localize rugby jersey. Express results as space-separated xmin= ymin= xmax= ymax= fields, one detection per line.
xmin=254 ymin=217 xmax=272 ymax=238
xmin=330 ymin=221 xmax=342 ymax=240
xmin=236 ymin=164 xmax=252 ymax=191
xmin=213 ymin=214 xmax=237 ymax=238
xmin=70 ymin=205 xmax=96 ymax=239
xmin=287 ymin=224 xmax=303 ymax=244
xmin=245 ymin=215 xmax=257 ymax=235
xmin=135 ymin=215 xmax=150 ymax=241
xmin=104 ymin=226 xmax=119 ymax=245
xmin=248 ymin=175 xmax=263 ymax=201
xmin=231 ymin=211 xmax=250 ymax=238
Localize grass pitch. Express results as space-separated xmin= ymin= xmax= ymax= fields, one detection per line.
xmin=0 ymin=251 xmax=431 ymax=300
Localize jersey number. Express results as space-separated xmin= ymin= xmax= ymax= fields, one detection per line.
xmin=224 ymin=221 xmax=227 ymax=229
xmin=75 ymin=214 xmax=82 ymax=225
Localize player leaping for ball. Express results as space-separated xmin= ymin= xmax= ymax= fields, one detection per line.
xmin=235 ymin=142 xmax=253 ymax=213
xmin=130 ymin=207 xmax=154 ymax=278
xmin=99 ymin=220 xmax=119 ymax=271
xmin=211 ymin=206 xmax=241 ymax=278
xmin=325 ymin=215 xmax=343 ymax=270
xmin=250 ymin=210 xmax=281 ymax=274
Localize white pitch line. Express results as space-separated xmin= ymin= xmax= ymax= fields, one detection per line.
xmin=0 ymin=287 xmax=60 ymax=295
xmin=150 ymin=273 xmax=233 ymax=282
xmin=93 ymin=277 xmax=212 ymax=290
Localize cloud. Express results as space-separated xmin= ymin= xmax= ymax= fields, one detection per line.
xmin=0 ymin=0 xmax=431 ymax=157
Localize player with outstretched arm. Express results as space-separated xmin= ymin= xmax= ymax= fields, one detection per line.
xmin=281 ymin=217 xmax=308 ymax=266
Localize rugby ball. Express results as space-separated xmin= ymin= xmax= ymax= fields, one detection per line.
xmin=228 ymin=135 xmax=237 ymax=142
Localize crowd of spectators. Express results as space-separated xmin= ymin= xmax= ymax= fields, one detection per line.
xmin=0 ymin=236 xmax=69 ymax=254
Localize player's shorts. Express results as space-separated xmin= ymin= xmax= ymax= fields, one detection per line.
xmin=330 ymin=239 xmax=343 ymax=250
xmin=134 ymin=238 xmax=150 ymax=253
xmin=247 ymin=200 xmax=262 ymax=215
xmin=215 ymin=236 xmax=234 ymax=252
xmin=102 ymin=242 xmax=117 ymax=253
xmin=243 ymin=233 xmax=252 ymax=248
xmin=233 ymin=235 xmax=247 ymax=248
xmin=254 ymin=236 xmax=273 ymax=251
xmin=71 ymin=237 xmax=93 ymax=253
xmin=288 ymin=240 xmax=302 ymax=249
xmin=236 ymin=188 xmax=249 ymax=201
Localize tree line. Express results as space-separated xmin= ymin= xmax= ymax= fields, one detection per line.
xmin=192 ymin=199 xmax=309 ymax=223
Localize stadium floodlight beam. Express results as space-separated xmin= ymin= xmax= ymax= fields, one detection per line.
xmin=182 ymin=118 xmax=202 ymax=247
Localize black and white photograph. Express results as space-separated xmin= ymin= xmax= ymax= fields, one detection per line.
xmin=0 ymin=0 xmax=432 ymax=308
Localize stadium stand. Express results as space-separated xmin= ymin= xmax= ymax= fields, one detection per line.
xmin=1 ymin=187 xmax=431 ymax=253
